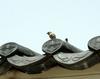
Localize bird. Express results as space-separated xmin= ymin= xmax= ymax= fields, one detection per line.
xmin=47 ymin=32 xmax=56 ymax=40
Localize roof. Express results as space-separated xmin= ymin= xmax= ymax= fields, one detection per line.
xmin=1 ymin=64 xmax=100 ymax=79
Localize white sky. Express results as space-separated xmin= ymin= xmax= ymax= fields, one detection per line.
xmin=0 ymin=0 xmax=100 ymax=54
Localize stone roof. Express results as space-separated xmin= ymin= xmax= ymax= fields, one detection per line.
xmin=0 ymin=33 xmax=100 ymax=79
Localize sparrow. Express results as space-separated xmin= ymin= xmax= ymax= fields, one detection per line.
xmin=47 ymin=32 xmax=56 ymax=40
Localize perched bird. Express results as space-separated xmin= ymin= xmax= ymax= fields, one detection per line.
xmin=47 ymin=32 xmax=56 ymax=40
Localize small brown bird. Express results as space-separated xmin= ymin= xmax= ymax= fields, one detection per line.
xmin=47 ymin=32 xmax=56 ymax=40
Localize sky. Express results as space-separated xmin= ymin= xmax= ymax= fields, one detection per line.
xmin=0 ymin=0 xmax=100 ymax=54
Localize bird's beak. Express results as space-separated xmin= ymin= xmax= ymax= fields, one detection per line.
xmin=47 ymin=32 xmax=49 ymax=34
